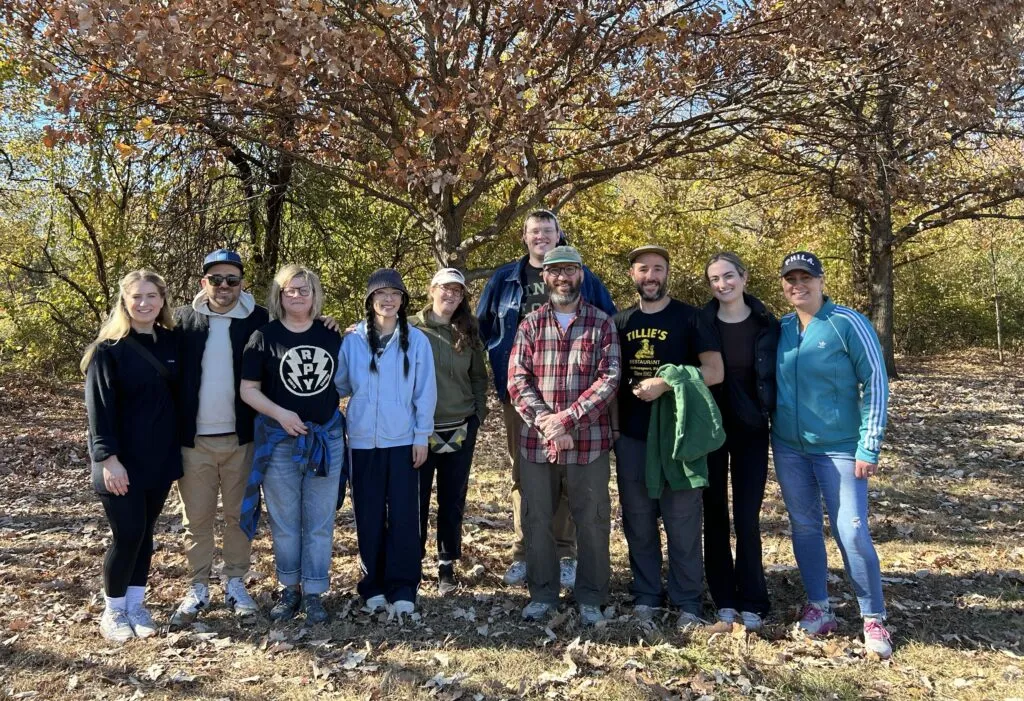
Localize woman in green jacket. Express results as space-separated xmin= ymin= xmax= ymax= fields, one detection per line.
xmin=410 ymin=268 xmax=490 ymax=593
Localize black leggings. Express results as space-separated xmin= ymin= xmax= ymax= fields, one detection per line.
xmin=97 ymin=484 xmax=171 ymax=597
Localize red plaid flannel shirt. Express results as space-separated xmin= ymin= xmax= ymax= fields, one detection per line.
xmin=508 ymin=301 xmax=621 ymax=465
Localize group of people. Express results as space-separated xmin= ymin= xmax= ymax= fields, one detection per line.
xmin=82 ymin=209 xmax=893 ymax=659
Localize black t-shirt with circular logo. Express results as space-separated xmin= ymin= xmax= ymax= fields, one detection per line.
xmin=613 ymin=299 xmax=719 ymax=440
xmin=241 ymin=319 xmax=342 ymax=425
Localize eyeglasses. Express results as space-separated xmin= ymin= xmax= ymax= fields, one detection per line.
xmin=437 ymin=284 xmax=464 ymax=297
xmin=544 ymin=265 xmax=580 ymax=279
xmin=282 ymin=286 xmax=311 ymax=298
xmin=372 ymin=290 xmax=402 ymax=300
xmin=205 ymin=274 xmax=242 ymax=287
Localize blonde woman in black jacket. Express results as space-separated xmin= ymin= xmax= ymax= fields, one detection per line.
xmin=700 ymin=252 xmax=779 ymax=632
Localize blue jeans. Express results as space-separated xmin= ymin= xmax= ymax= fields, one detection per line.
xmin=262 ymin=429 xmax=344 ymax=595
xmin=771 ymin=439 xmax=886 ymax=618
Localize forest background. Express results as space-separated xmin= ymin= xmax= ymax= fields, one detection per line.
xmin=2 ymin=0 xmax=1024 ymax=376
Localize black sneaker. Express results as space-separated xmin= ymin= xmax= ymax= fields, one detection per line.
xmin=302 ymin=594 xmax=330 ymax=625
xmin=269 ymin=587 xmax=301 ymax=622
xmin=438 ymin=563 xmax=458 ymax=595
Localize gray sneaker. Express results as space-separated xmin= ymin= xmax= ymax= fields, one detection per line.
xmin=503 ymin=560 xmax=527 ymax=586
xmin=127 ymin=605 xmax=158 ymax=638
xmin=676 ymin=611 xmax=708 ymax=630
xmin=741 ymin=610 xmax=763 ymax=632
xmin=99 ymin=608 xmax=136 ymax=643
xmin=579 ymin=604 xmax=604 ymax=626
xmin=225 ymin=577 xmax=259 ymax=617
xmin=559 ymin=558 xmax=577 ymax=589
xmin=521 ymin=600 xmax=553 ymax=620
xmin=170 ymin=582 xmax=209 ymax=627
xmin=717 ymin=607 xmax=739 ymax=624
xmin=634 ymin=604 xmax=657 ymax=621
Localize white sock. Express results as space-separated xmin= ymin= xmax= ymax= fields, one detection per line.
xmin=439 ymin=560 xmax=453 ymax=566
xmin=104 ymin=594 xmax=127 ymax=613
xmin=811 ymin=599 xmax=831 ymax=612
xmin=125 ymin=586 xmax=146 ymax=610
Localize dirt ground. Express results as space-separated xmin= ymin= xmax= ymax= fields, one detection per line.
xmin=0 ymin=350 xmax=1022 ymax=700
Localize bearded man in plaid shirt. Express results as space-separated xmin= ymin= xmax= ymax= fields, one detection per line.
xmin=508 ymin=245 xmax=621 ymax=625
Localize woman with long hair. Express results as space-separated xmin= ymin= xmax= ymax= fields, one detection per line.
xmin=772 ymin=251 xmax=892 ymax=659
xmin=83 ymin=269 xmax=182 ymax=642
xmin=335 ymin=268 xmax=436 ymax=616
xmin=410 ymin=268 xmax=489 ymax=594
xmin=239 ymin=264 xmax=345 ymax=625
xmin=700 ymin=252 xmax=779 ymax=632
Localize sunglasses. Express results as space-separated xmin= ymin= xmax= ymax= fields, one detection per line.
xmin=205 ymin=274 xmax=242 ymax=287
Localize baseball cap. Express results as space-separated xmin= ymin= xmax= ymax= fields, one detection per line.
xmin=203 ymin=248 xmax=244 ymax=274
xmin=628 ymin=245 xmax=670 ymax=265
xmin=779 ymin=251 xmax=824 ymax=277
xmin=430 ymin=267 xmax=467 ymax=289
xmin=542 ymin=246 xmax=583 ymax=267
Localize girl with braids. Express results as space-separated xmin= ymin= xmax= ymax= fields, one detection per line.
xmin=410 ymin=269 xmax=489 ymax=594
xmin=335 ymin=268 xmax=436 ymax=615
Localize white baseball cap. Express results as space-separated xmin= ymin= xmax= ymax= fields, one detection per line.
xmin=430 ymin=267 xmax=467 ymax=289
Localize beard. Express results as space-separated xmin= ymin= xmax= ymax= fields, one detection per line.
xmin=635 ymin=279 xmax=667 ymax=302
xmin=547 ymin=280 xmax=581 ymax=306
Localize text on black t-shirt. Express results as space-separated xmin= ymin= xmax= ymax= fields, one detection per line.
xmin=519 ymin=264 xmax=548 ymax=320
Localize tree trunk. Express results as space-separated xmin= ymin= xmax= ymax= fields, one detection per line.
xmin=867 ymin=207 xmax=898 ymax=378
xmin=850 ymin=204 xmax=871 ymax=312
xmin=262 ymin=150 xmax=294 ymax=289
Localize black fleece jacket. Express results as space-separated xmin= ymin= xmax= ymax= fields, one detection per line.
xmin=85 ymin=327 xmax=183 ymax=491
xmin=700 ymin=293 xmax=780 ymax=431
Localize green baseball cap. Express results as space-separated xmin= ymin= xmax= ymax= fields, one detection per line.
xmin=542 ymin=245 xmax=583 ymax=267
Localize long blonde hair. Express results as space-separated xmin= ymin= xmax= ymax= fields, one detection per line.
xmin=80 ymin=269 xmax=175 ymax=373
xmin=267 ymin=263 xmax=325 ymax=320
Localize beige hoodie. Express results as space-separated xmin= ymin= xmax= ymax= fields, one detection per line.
xmin=194 ymin=290 xmax=256 ymax=436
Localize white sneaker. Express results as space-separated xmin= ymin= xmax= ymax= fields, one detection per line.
xmin=741 ymin=611 xmax=763 ymax=632
xmin=503 ymin=560 xmax=527 ymax=586
xmin=392 ymin=600 xmax=415 ymax=616
xmin=559 ymin=558 xmax=577 ymax=589
xmin=170 ymin=582 xmax=209 ymax=626
xmin=521 ymin=601 xmax=553 ymax=620
xmin=99 ymin=608 xmax=136 ymax=643
xmin=579 ymin=604 xmax=604 ymax=626
xmin=363 ymin=594 xmax=388 ymax=613
xmin=225 ymin=577 xmax=259 ymax=617
xmin=634 ymin=604 xmax=657 ymax=621
xmin=717 ymin=607 xmax=739 ymax=624
xmin=676 ymin=611 xmax=708 ymax=630
xmin=127 ymin=605 xmax=158 ymax=638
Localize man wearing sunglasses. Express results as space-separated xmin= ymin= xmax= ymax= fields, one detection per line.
xmin=171 ymin=248 xmax=269 ymax=625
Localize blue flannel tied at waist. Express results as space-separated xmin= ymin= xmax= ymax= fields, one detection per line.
xmin=240 ymin=409 xmax=347 ymax=541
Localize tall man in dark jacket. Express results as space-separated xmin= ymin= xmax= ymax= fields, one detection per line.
xmin=477 ymin=210 xmax=616 ymax=588
xmin=171 ymin=249 xmax=268 ymax=625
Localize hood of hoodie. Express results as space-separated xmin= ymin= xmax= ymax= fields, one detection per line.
xmin=192 ymin=289 xmax=256 ymax=320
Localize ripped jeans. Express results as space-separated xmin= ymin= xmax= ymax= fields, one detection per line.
xmin=772 ymin=440 xmax=886 ymax=618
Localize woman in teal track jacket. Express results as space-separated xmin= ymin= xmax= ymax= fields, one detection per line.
xmin=771 ymin=250 xmax=893 ymax=660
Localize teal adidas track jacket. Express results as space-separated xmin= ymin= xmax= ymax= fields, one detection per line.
xmin=772 ymin=297 xmax=889 ymax=463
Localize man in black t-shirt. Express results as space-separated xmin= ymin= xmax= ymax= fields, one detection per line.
xmin=611 ymin=246 xmax=723 ymax=629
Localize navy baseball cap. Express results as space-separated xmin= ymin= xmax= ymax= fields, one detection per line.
xmin=203 ymin=249 xmax=244 ymax=274
xmin=779 ymin=251 xmax=823 ymax=277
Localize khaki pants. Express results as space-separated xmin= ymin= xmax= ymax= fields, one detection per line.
xmin=179 ymin=435 xmax=254 ymax=584
xmin=520 ymin=453 xmax=611 ymax=606
xmin=503 ymin=400 xmax=576 ymax=560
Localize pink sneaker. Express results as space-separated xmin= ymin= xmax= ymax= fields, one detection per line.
xmin=863 ymin=618 xmax=892 ymax=659
xmin=797 ymin=603 xmax=837 ymax=636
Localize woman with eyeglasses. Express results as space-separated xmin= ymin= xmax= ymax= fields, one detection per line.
xmin=83 ymin=269 xmax=182 ymax=642
xmin=335 ymin=269 xmax=436 ymax=616
xmin=239 ymin=264 xmax=345 ymax=625
xmin=772 ymin=251 xmax=892 ymax=659
xmin=409 ymin=268 xmax=489 ymax=594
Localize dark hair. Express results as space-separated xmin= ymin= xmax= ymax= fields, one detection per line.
xmin=522 ymin=209 xmax=567 ymax=245
xmin=429 ymin=288 xmax=482 ymax=354
xmin=366 ymin=297 xmax=411 ymax=376
xmin=704 ymin=251 xmax=748 ymax=282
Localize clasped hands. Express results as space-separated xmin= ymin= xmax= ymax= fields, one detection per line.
xmin=537 ymin=412 xmax=574 ymax=451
